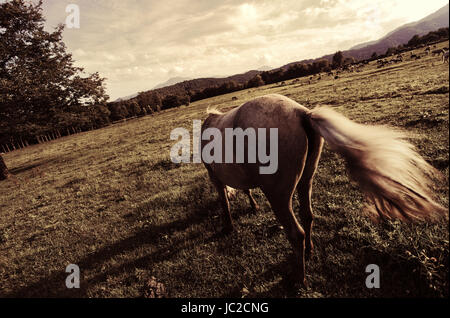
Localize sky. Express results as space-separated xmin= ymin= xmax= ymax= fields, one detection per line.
xmin=40 ymin=0 xmax=449 ymax=100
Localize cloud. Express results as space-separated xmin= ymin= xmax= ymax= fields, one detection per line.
xmin=41 ymin=0 xmax=449 ymax=100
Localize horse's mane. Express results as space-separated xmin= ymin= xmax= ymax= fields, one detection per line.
xmin=206 ymin=106 xmax=223 ymax=115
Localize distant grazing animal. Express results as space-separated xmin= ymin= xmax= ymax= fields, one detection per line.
xmin=392 ymin=54 xmax=403 ymax=63
xmin=201 ymin=94 xmax=446 ymax=287
xmin=377 ymin=59 xmax=389 ymax=68
xmin=432 ymin=49 xmax=444 ymax=56
xmin=443 ymin=51 xmax=449 ymax=64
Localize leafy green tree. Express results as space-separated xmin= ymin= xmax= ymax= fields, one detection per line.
xmin=407 ymin=34 xmax=420 ymax=47
xmin=162 ymin=94 xmax=182 ymax=109
xmin=0 ymin=0 xmax=109 ymax=145
xmin=332 ymin=51 xmax=344 ymax=68
xmin=385 ymin=47 xmax=397 ymax=56
xmin=313 ymin=59 xmax=330 ymax=72
xmin=343 ymin=57 xmax=355 ymax=65
xmin=246 ymin=74 xmax=265 ymax=88
xmin=129 ymin=100 xmax=142 ymax=116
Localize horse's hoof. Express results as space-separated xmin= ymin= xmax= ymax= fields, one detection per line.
xmin=300 ymin=279 xmax=309 ymax=289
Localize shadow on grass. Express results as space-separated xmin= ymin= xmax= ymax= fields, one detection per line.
xmin=4 ymin=211 xmax=222 ymax=297
xmin=9 ymin=157 xmax=62 ymax=175
xmin=4 ymin=177 xmax=275 ymax=298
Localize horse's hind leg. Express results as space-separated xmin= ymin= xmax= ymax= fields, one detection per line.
xmin=264 ymin=190 xmax=307 ymax=286
xmin=297 ymin=130 xmax=324 ymax=260
xmin=244 ymin=189 xmax=259 ymax=213
xmin=207 ymin=170 xmax=234 ymax=233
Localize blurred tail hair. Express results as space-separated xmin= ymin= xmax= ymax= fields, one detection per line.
xmin=308 ymin=106 xmax=447 ymax=222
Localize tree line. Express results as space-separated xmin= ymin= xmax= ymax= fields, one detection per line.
xmin=407 ymin=27 xmax=449 ymax=48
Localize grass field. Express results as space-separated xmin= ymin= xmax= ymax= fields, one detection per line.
xmin=0 ymin=42 xmax=448 ymax=298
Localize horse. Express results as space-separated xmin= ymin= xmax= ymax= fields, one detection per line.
xmin=201 ymin=94 xmax=446 ymax=287
xmin=432 ymin=49 xmax=444 ymax=56
xmin=443 ymin=51 xmax=449 ymax=64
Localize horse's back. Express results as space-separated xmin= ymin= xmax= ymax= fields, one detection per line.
xmin=202 ymin=94 xmax=310 ymax=190
xmin=234 ymin=94 xmax=309 ymax=126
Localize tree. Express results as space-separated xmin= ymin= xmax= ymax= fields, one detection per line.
xmin=343 ymin=57 xmax=355 ymax=66
xmin=385 ymin=47 xmax=397 ymax=56
xmin=313 ymin=59 xmax=330 ymax=72
xmin=0 ymin=154 xmax=9 ymax=180
xmin=162 ymin=94 xmax=182 ymax=109
xmin=407 ymin=34 xmax=420 ymax=47
xmin=128 ymin=100 xmax=142 ymax=117
xmin=332 ymin=51 xmax=344 ymax=69
xmin=246 ymin=74 xmax=265 ymax=88
xmin=371 ymin=52 xmax=378 ymax=60
xmin=108 ymin=102 xmax=128 ymax=120
xmin=0 ymin=0 xmax=109 ymax=146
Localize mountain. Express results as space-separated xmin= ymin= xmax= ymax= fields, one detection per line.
xmin=116 ymin=70 xmax=264 ymax=101
xmin=351 ymin=4 xmax=449 ymax=51
xmin=153 ymin=76 xmax=192 ymax=90
xmin=346 ymin=4 xmax=449 ymax=59
xmin=350 ymin=39 xmax=378 ymax=50
xmin=114 ymin=92 xmax=139 ymax=102
xmin=144 ymin=70 xmax=263 ymax=98
xmin=274 ymin=3 xmax=449 ymax=70
xmin=257 ymin=65 xmax=273 ymax=71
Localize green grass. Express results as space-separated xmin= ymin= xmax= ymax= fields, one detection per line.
xmin=0 ymin=42 xmax=448 ymax=298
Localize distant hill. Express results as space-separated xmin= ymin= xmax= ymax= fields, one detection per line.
xmin=346 ymin=3 xmax=449 ymax=59
xmin=153 ymin=76 xmax=192 ymax=90
xmin=276 ymin=3 xmax=449 ymax=69
xmin=113 ymin=70 xmax=262 ymax=102
xmin=114 ymin=92 xmax=139 ymax=102
xmin=146 ymin=70 xmax=262 ymax=97
xmin=257 ymin=65 xmax=273 ymax=71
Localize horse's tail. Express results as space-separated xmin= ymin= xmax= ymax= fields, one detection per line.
xmin=306 ymin=106 xmax=447 ymax=222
